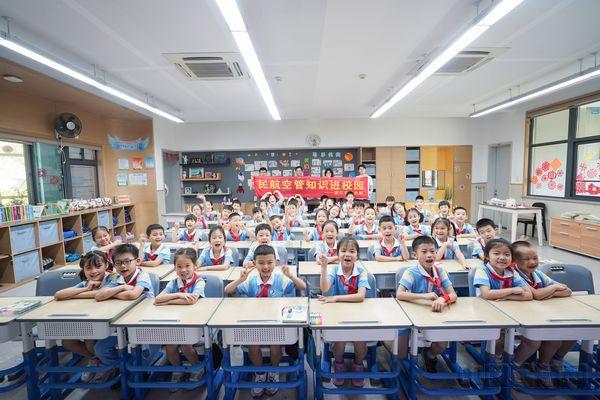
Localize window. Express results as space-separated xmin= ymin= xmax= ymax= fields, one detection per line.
xmin=0 ymin=140 xmax=32 ymax=206
xmin=527 ymin=97 xmax=600 ymax=201
xmin=63 ymin=146 xmax=99 ymax=199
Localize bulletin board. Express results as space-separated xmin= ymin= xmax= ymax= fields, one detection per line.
xmin=180 ymin=148 xmax=359 ymax=203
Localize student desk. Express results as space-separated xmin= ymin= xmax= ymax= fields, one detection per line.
xmin=574 ymin=294 xmax=600 ymax=311
xmin=141 ymin=263 xmax=174 ymax=279
xmin=309 ymin=298 xmax=411 ymax=399
xmin=112 ymin=298 xmax=223 ymax=397
xmin=477 ymin=203 xmax=543 ymax=245
xmin=398 ymin=297 xmax=517 ymax=399
xmin=207 ymin=297 xmax=308 ymax=400
xmin=297 ymin=261 xmax=324 ymax=289
xmin=0 ymin=297 xmax=53 ymax=396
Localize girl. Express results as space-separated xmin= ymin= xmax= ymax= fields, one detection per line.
xmin=403 ymin=208 xmax=431 ymax=239
xmin=155 ymin=248 xmax=206 ymax=389
xmin=349 ymin=206 xmax=379 ymax=239
xmin=197 ymin=226 xmax=233 ymax=271
xmin=391 ymin=202 xmax=406 ymax=227
xmin=314 ymin=220 xmax=339 ymax=264
xmin=191 ymin=204 xmax=208 ymax=229
xmin=324 ymin=197 xmax=334 ymax=211
xmin=323 ymin=168 xmax=334 ymax=178
xmin=91 ymin=226 xmax=121 ymax=272
xmin=203 ymin=200 xmax=219 ymax=222
xmin=328 ymin=205 xmax=344 ymax=227
xmin=303 ymin=208 xmax=328 ymax=241
xmin=54 ymin=251 xmax=110 ymax=382
xmin=318 ymin=237 xmax=369 ymax=387
xmin=431 ymin=218 xmax=468 ymax=269
xmin=171 ymin=214 xmax=201 ymax=243
xmin=261 ymin=190 xmax=285 ymax=217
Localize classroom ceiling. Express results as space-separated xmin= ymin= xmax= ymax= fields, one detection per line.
xmin=0 ymin=0 xmax=599 ymax=122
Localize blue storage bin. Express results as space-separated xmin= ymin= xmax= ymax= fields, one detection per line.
xmin=83 ymin=234 xmax=94 ymax=253
xmin=13 ymin=250 xmax=40 ymax=281
xmin=406 ymin=163 xmax=420 ymax=175
xmin=38 ymin=220 xmax=59 ymax=246
xmin=405 ymin=191 xmax=419 ymax=202
xmin=10 ymin=224 xmax=36 ymax=254
xmin=406 ymin=177 xmax=420 ymax=189
xmin=406 ymin=149 xmax=420 ymax=161
xmin=98 ymin=211 xmax=111 ymax=228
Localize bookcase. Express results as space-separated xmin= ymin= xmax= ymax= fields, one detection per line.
xmin=0 ymin=204 xmax=137 ymax=290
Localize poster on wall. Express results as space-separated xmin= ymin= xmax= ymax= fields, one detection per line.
xmin=144 ymin=156 xmax=155 ymax=169
xmin=290 ymin=160 xmax=301 ymax=167
xmin=333 ymin=167 xmax=343 ymax=176
xmin=128 ymin=173 xmax=148 ymax=186
xmin=575 ymin=143 xmax=600 ymax=196
xmin=529 ymin=144 xmax=566 ymax=197
xmin=343 ymin=163 xmax=354 ymax=171
xmin=132 ymin=157 xmax=144 ymax=170
xmin=118 ymin=158 xmax=129 ymax=170
xmin=108 ymin=134 xmax=150 ymax=151
xmin=117 ymin=173 xmax=128 ymax=186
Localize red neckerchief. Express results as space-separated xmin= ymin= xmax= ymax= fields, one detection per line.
xmin=121 ymin=268 xmax=141 ymax=286
xmin=487 ymin=264 xmax=514 ymax=288
xmin=197 ymin=217 xmax=207 ymax=229
xmin=147 ymin=252 xmax=158 ymax=261
xmin=184 ymin=229 xmax=196 ymax=242
xmin=412 ymin=225 xmax=423 ymax=235
xmin=288 ymin=217 xmax=296 ymax=228
xmin=316 ymin=225 xmax=323 ymax=240
xmin=355 ymin=219 xmax=365 ymax=225
xmin=518 ymin=268 xmax=541 ymax=289
xmin=106 ymin=250 xmax=113 ymax=272
xmin=178 ymin=273 xmax=199 ymax=293
xmin=455 ymin=224 xmax=467 ymax=235
xmin=257 ymin=283 xmax=270 ymax=298
xmin=423 ymin=264 xmax=451 ymax=303
xmin=276 ymin=230 xmax=285 ymax=241
xmin=228 ymin=228 xmax=241 ymax=241
xmin=339 ymin=274 xmax=358 ymax=294
xmin=328 ymin=248 xmax=337 ymax=257
xmin=477 ymin=237 xmax=486 ymax=249
xmin=211 ymin=247 xmax=227 ymax=265
xmin=380 ymin=239 xmax=397 ymax=257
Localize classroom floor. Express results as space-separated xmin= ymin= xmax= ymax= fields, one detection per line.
xmin=1 ymin=232 xmax=598 ymax=399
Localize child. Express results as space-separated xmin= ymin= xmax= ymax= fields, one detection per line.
xmin=269 ymin=215 xmax=291 ymax=241
xmin=261 ymin=190 xmax=285 ymax=217
xmin=250 ymin=206 xmax=265 ymax=225
xmin=383 ymin=195 xmax=395 ymax=216
xmin=314 ymin=220 xmax=339 ymax=264
xmin=171 ymin=214 xmax=201 ymax=243
xmin=396 ymin=236 xmax=458 ymax=368
xmin=373 ymin=215 xmax=409 ymax=261
xmin=198 ymin=196 xmax=219 ymax=222
xmin=220 ymin=205 xmax=233 ymax=227
xmin=391 ymin=202 xmax=406 ymax=227
xmin=198 ymin=226 xmax=233 ymax=271
xmin=511 ymin=241 xmax=573 ymax=387
xmin=232 ymin=199 xmax=244 ymax=218
xmin=318 ymin=195 xmax=329 ymax=210
xmin=140 ymin=224 xmax=171 ymax=267
xmin=226 ymin=213 xmax=253 ymax=242
xmin=403 ymin=208 xmax=431 ymax=239
xmin=432 ymin=200 xmax=452 ymax=222
xmin=318 ymin=237 xmax=369 ymax=387
xmin=284 ymin=198 xmax=306 ymax=228
xmin=328 ymin=205 xmax=344 ymax=226
xmin=453 ymin=207 xmax=476 ymax=238
xmin=349 ymin=202 xmax=365 ymax=226
xmin=155 ymin=248 xmax=206 ymax=389
xmin=292 ymin=194 xmax=307 ymax=218
xmin=94 ymin=244 xmax=154 ymax=380
xmin=414 ymin=195 xmax=431 ymax=222
xmin=349 ymin=206 xmax=379 ymax=239
xmin=431 ymin=218 xmax=469 ymax=269
xmin=91 ymin=226 xmax=120 ymax=272
xmin=243 ymin=224 xmax=283 ymax=267
xmin=303 ymin=208 xmax=328 ymax=241
xmin=472 ymin=218 xmax=500 ymax=260
xmin=342 ymin=191 xmax=355 ymax=216
xmin=225 ymin=245 xmax=306 ymax=396
xmin=190 ymin=204 xmax=209 ymax=229
xmin=54 ymin=251 xmax=110 ymax=382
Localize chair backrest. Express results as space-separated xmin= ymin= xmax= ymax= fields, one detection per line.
xmin=394 ymin=267 xmax=410 ymax=292
xmin=36 ymin=269 xmax=82 ymax=296
xmin=365 ymin=272 xmax=377 ymax=298
xmin=199 ymin=232 xmax=208 ymax=242
xmin=531 ymin=202 xmax=546 ymax=221
xmin=230 ymin=247 xmax=240 ymax=266
xmin=148 ymin=272 xmax=160 ymax=297
xmin=367 ymin=244 xmax=376 ymax=261
xmin=539 ymin=263 xmax=594 ymax=294
xmin=306 ymin=247 xmax=317 ymax=261
xmin=275 ymin=245 xmax=288 ymax=266
xmin=468 ymin=267 xmax=479 ymax=297
xmin=202 ymin=274 xmax=224 ymax=298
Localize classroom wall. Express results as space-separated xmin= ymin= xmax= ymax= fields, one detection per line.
xmin=0 ymin=87 xmax=158 ymax=231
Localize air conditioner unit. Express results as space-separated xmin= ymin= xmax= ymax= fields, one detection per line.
xmin=414 ymin=48 xmax=508 ymax=76
xmin=164 ymin=53 xmax=248 ymax=80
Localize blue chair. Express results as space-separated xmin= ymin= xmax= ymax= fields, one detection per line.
xmin=468 ymin=266 xmax=478 ymax=297
xmin=202 ymin=274 xmax=224 ymax=298
xmin=366 ymin=244 xmax=376 ymax=261
xmin=275 ymin=245 xmax=288 ymax=266
xmin=306 ymin=247 xmax=317 ymax=261
xmin=230 ymin=247 xmax=241 ymax=266
xmin=539 ymin=263 xmax=594 ymax=294
xmin=36 ymin=269 xmax=82 ymax=296
xmin=394 ymin=267 xmax=410 ymax=292
xmin=148 ymin=272 xmax=159 ymax=296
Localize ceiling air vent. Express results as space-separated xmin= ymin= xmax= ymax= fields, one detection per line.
xmin=415 ymin=48 xmax=508 ymax=76
xmin=164 ymin=53 xmax=248 ymax=80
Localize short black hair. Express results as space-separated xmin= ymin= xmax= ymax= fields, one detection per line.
xmin=438 ymin=200 xmax=450 ymax=208
xmin=320 ymin=195 xmax=329 ymax=201
xmin=476 ymin=218 xmax=497 ymax=231
xmin=223 ymin=205 xmax=234 ymax=212
xmin=379 ymin=215 xmax=395 ymax=226
xmin=295 ymin=166 xmax=302 ymax=171
xmin=415 ymin=195 xmax=424 ymax=201
xmin=432 ymin=217 xmax=452 ymax=230
xmin=91 ymin=226 xmax=110 ymax=239
xmin=146 ymin=224 xmax=165 ymax=236
xmin=287 ymin=198 xmax=298 ymax=208
xmin=269 ymin=214 xmax=282 ymax=222
xmin=252 ymin=206 xmax=261 ymax=214
xmin=254 ymin=244 xmax=276 ymax=259
xmin=232 ymin=199 xmax=242 ymax=206
xmin=255 ymin=223 xmax=272 ymax=236
xmin=173 ymin=247 xmax=198 ymax=265
xmin=259 ymin=167 xmax=268 ymax=172
xmin=484 ymin=238 xmax=511 ymax=263
xmin=385 ymin=195 xmax=395 ymax=202
xmin=228 ymin=212 xmax=241 ymax=220
xmin=453 ymin=206 xmax=467 ymax=213
xmin=184 ymin=213 xmax=197 ymax=223
xmin=358 ymin=164 xmax=366 ymax=170
xmin=412 ymin=236 xmax=436 ymax=252
xmin=208 ymin=226 xmax=226 ymax=241
xmin=324 ymin=168 xmax=334 ymax=176
xmin=337 ymin=236 xmax=359 ymax=252
xmin=346 ymin=191 xmax=354 ymax=197
xmin=113 ymin=243 xmax=139 ymax=260
xmin=79 ymin=250 xmax=108 ymax=281
xmin=510 ymin=240 xmax=534 ymax=260
xmin=354 ymin=202 xmax=365 ymax=208
xmin=323 ymin=219 xmax=339 ymax=232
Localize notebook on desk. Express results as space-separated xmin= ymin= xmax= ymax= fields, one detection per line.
xmin=281 ymin=305 xmax=307 ymax=323
xmin=0 ymin=299 xmax=42 ymax=317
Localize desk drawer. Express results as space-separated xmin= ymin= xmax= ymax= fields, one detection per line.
xmin=10 ymin=224 xmax=36 ymax=254
xmin=38 ymin=220 xmax=59 ymax=246
xmin=551 ymin=219 xmax=580 ymax=236
xmin=13 ymin=250 xmax=41 ymax=281
xmin=581 ymin=242 xmax=600 ymax=258
xmin=581 ymin=224 xmax=600 ymax=241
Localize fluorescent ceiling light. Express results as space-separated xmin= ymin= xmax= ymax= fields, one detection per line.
xmin=470 ymin=65 xmax=600 ymax=117
xmin=0 ymin=36 xmax=184 ymax=123
xmin=371 ymin=0 xmax=524 ymax=118
xmin=216 ymin=0 xmax=281 ymax=120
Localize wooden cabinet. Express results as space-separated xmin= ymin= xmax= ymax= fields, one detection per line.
xmin=375 ymin=147 xmax=406 ymax=203
xmin=550 ymin=217 xmax=600 ymax=258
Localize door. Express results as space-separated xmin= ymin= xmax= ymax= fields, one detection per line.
xmin=163 ymin=151 xmax=182 ymax=213
xmin=487 ymin=144 xmax=511 ymax=228
xmin=453 ymin=162 xmax=472 ymax=212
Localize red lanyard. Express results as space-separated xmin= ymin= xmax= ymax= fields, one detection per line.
xmin=339 ymin=275 xmax=358 ymax=294
xmin=423 ymin=265 xmax=451 ymax=303
xmin=178 ymin=273 xmax=199 ymax=293
xmin=257 ymin=283 xmax=270 ymax=297
xmin=477 ymin=237 xmax=485 ymax=249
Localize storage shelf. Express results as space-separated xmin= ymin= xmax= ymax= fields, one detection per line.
xmin=182 ymin=192 xmax=230 ymax=197
xmin=63 ymin=236 xmax=82 ymax=243
xmin=0 ymin=254 xmax=9 ymax=260
xmin=12 ymin=247 xmax=39 ymax=256
xmin=41 ymin=241 xmax=63 ymax=248
xmin=180 ymin=178 xmax=221 ymax=182
xmin=180 ymin=162 xmax=230 ymax=167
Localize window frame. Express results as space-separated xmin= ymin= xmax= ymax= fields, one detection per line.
xmin=63 ymin=146 xmax=100 ymax=199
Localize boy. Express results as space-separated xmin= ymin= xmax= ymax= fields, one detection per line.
xmin=140 ymin=224 xmax=171 ymax=267
xmin=171 ymin=213 xmax=201 ymax=243
xmin=221 ymin=205 xmax=233 ymax=227
xmin=258 ymin=167 xmax=268 ymax=176
xmin=269 ymin=215 xmax=291 ymax=241
xmin=433 ymin=200 xmax=452 ymax=221
xmin=414 ymin=195 xmax=431 ymax=222
xmin=94 ymin=244 xmax=154 ymax=380
xmin=284 ymin=198 xmax=305 ymax=228
xmin=342 ymin=191 xmax=355 ymax=216
xmin=472 ymin=218 xmax=499 ymax=260
xmin=350 ymin=202 xmax=365 ymax=225
xmin=294 ymin=166 xmax=303 ymax=177
xmin=453 ymin=206 xmax=476 ymax=238
xmin=232 ymin=199 xmax=244 ymax=218
xmin=372 ymin=215 xmax=409 ymax=261
xmin=226 ymin=212 xmax=253 ymax=242
xmin=396 ymin=236 xmax=457 ymax=370
xmin=243 ymin=224 xmax=283 ymax=267
xmin=318 ymin=195 xmax=329 ymax=209
xmin=357 ymin=164 xmax=374 ymax=196
xmin=225 ymin=245 xmax=306 ymax=397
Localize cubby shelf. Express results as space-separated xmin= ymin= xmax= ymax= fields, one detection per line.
xmin=180 ymin=178 xmax=221 ymax=182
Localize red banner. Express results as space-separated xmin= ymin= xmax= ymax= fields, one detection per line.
xmin=253 ymin=176 xmax=369 ymax=199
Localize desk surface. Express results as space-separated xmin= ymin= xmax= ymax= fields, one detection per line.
xmin=309 ymin=298 xmax=411 ymax=329
xmin=574 ymin=295 xmax=600 ymax=311
xmin=359 ymin=259 xmax=479 ymax=274
xmin=489 ymin=297 xmax=600 ymax=328
xmin=160 ymin=268 xmax=234 ymax=283
xmin=198 ymin=240 xmax=255 ymax=250
xmin=17 ymin=298 xmax=140 ymax=322
xmin=399 ymin=297 xmax=517 ymax=329
xmin=112 ymin=297 xmax=222 ymax=327
xmin=0 ymin=296 xmax=54 ymax=325
xmin=207 ymin=297 xmax=308 ymax=327
xmin=478 ymin=203 xmax=542 ymax=211
xmin=272 ymin=240 xmax=302 ymax=249
xmin=142 ymin=264 xmax=175 ymax=279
